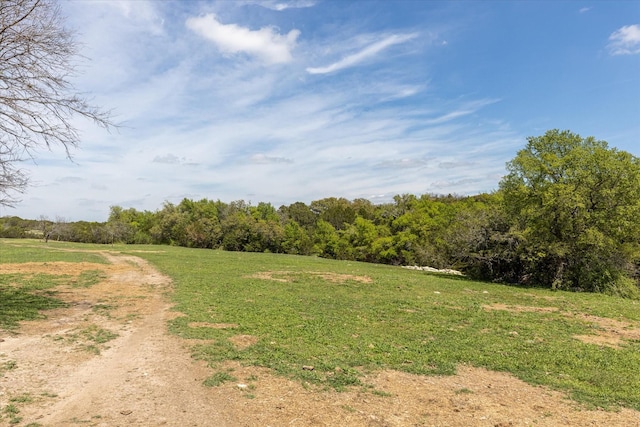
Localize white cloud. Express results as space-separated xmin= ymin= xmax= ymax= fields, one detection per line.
xmin=153 ymin=154 xmax=181 ymax=164
xmin=186 ymin=14 xmax=300 ymax=64
xmin=579 ymin=7 xmax=592 ymax=14
xmin=108 ymin=0 xmax=164 ymax=35
xmin=250 ymin=154 xmax=294 ymax=164
xmin=306 ymin=33 xmax=418 ymax=74
xmin=375 ymin=158 xmax=431 ymax=169
xmin=256 ymin=0 xmax=317 ymax=11
xmin=607 ymin=24 xmax=640 ymax=55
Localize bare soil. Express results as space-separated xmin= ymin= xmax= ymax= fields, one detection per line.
xmin=1 ymin=252 xmax=639 ymax=426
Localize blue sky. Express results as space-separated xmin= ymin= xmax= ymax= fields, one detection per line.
xmin=5 ymin=0 xmax=639 ymax=222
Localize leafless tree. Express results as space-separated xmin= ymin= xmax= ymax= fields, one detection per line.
xmin=0 ymin=0 xmax=112 ymax=206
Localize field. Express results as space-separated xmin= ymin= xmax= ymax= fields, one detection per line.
xmin=1 ymin=239 xmax=639 ymax=426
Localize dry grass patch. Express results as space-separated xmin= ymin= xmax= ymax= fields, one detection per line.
xmin=483 ymin=303 xmax=640 ymax=348
xmin=482 ymin=303 xmax=560 ymax=314
xmin=229 ymin=334 xmax=258 ymax=350
xmin=188 ymin=322 xmax=239 ymax=329
xmin=0 ymin=262 xmax=106 ymax=277
xmin=309 ymin=271 xmax=373 ymax=284
xmin=247 ymin=270 xmax=373 ymax=284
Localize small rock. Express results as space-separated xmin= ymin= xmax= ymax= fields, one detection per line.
xmin=120 ymin=410 xmax=133 ymax=415
xmin=302 ymin=365 xmax=314 ymax=371
xmin=237 ymin=383 xmax=248 ymax=389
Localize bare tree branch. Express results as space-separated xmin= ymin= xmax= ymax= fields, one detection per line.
xmin=0 ymin=0 xmax=113 ymax=206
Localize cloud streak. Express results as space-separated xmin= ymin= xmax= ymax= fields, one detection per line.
xmin=186 ymin=14 xmax=300 ymax=64
xmin=257 ymin=0 xmax=317 ymax=11
xmin=306 ymin=33 xmax=418 ymax=74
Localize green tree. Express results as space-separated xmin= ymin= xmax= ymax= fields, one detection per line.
xmin=500 ymin=129 xmax=640 ymax=296
xmin=278 ymin=202 xmax=317 ymax=230
xmin=282 ymin=220 xmax=313 ymax=255
xmin=310 ymin=197 xmax=356 ymax=230
xmin=312 ymin=219 xmax=340 ymax=258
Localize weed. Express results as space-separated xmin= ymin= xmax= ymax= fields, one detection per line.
xmin=203 ymin=371 xmax=237 ymax=387
xmin=79 ymin=325 xmax=118 ymax=345
xmin=9 ymin=393 xmax=33 ymax=403
xmin=92 ymin=303 xmax=116 ymax=318
xmin=4 ymin=404 xmax=19 ymax=415
xmin=54 ymin=325 xmax=118 ymax=354
xmin=40 ymin=391 xmax=58 ymax=398
xmin=1 ymin=360 xmax=17 ymax=372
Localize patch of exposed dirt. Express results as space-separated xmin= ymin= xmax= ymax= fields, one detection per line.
xmin=483 ymin=303 xmax=560 ymax=314
xmin=228 ymin=334 xmax=258 ymax=350
xmin=309 ymin=271 xmax=373 ymax=284
xmin=483 ymin=303 xmax=640 ymax=348
xmin=568 ymin=313 xmax=640 ymax=348
xmin=0 ymin=252 xmax=639 ymax=426
xmin=189 ymin=322 xmax=240 ymax=329
xmin=247 ymin=270 xmax=373 ymax=284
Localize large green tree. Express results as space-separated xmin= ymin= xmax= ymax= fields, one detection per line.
xmin=500 ymin=129 xmax=640 ymax=296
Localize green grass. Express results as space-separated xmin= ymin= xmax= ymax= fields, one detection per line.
xmin=53 ymin=325 xmax=119 ymax=355
xmin=123 ymin=246 xmax=640 ymax=410
xmin=0 ymin=240 xmax=109 ymax=331
xmin=203 ymin=371 xmax=237 ymax=387
xmin=0 ymin=274 xmax=68 ymax=330
xmin=0 ymin=239 xmax=109 ymax=264
xmin=70 ymin=270 xmax=107 ymax=288
xmin=2 ymin=240 xmax=639 ymax=411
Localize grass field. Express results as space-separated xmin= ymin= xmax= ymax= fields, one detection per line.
xmin=2 ymin=239 xmax=639 ymax=411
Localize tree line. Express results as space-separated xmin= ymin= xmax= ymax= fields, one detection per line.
xmin=1 ymin=6 xmax=637 ymax=296
xmin=1 ymin=130 xmax=639 ymax=297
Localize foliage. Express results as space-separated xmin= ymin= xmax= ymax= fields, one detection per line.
xmin=500 ymin=129 xmax=640 ymax=294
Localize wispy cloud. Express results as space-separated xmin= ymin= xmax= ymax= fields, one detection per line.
xmin=306 ymin=33 xmax=418 ymax=74
xmin=375 ymin=158 xmax=431 ymax=170
xmin=153 ymin=154 xmax=182 ymax=164
xmin=255 ymin=0 xmax=317 ymax=11
xmin=579 ymin=7 xmax=592 ymax=14
xmin=607 ymin=24 xmax=640 ymax=55
xmin=186 ymin=14 xmax=300 ymax=64
xmin=249 ymin=154 xmax=294 ymax=164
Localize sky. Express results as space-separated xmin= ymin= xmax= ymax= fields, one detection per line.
xmin=4 ymin=0 xmax=640 ymax=222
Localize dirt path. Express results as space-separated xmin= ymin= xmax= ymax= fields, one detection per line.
xmin=0 ymin=252 xmax=234 ymax=426
xmin=1 ymin=251 xmax=639 ymax=426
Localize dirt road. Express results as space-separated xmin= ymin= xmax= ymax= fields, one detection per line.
xmin=1 ymin=251 xmax=639 ymax=426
